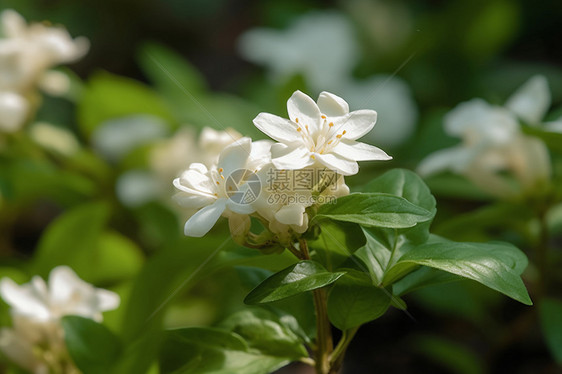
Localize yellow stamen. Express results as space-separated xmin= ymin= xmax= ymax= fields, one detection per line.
xmin=321 ymin=115 xmax=326 ymax=119
xmin=218 ymin=168 xmax=223 ymax=173
xmin=305 ymin=125 xmax=309 ymax=131
xmin=329 ymin=122 xmax=334 ymax=127
xmin=216 ymin=181 xmax=220 ymax=185
xmin=297 ymin=127 xmax=302 ymax=132
xmin=342 ymin=130 xmax=347 ymax=135
xmin=327 ymin=140 xmax=333 ymax=144
xmin=221 ymin=175 xmax=225 ymax=180
xmin=311 ymin=154 xmax=316 ymax=159
xmin=295 ymin=118 xmax=299 ymax=123
xmin=336 ymin=134 xmax=342 ymax=139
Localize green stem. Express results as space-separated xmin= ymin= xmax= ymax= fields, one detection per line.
xmin=299 ymin=238 xmax=334 ymax=374
xmin=330 ymin=327 xmax=359 ymax=372
xmin=536 ymin=207 xmax=549 ymax=299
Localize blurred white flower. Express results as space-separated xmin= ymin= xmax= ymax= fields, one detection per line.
xmin=173 ymin=138 xmax=271 ymax=237
xmin=0 ymin=9 xmax=88 ymax=132
xmin=0 ymin=266 xmax=119 ymax=373
xmin=238 ymin=11 xmax=358 ymax=92
xmin=418 ymin=76 xmax=554 ymax=198
xmin=116 ymin=170 xmax=161 ymax=208
xmin=92 ymin=114 xmax=169 ymax=162
xmin=340 ymin=77 xmax=418 ymax=147
xmin=253 ymin=90 xmax=391 ymax=176
xmin=505 ymin=75 xmax=550 ymax=125
xmin=0 ymin=90 xmax=28 ymax=132
xmin=29 ymin=122 xmax=80 ymax=156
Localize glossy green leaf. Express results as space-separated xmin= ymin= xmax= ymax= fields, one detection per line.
xmin=314 ymin=192 xmax=433 ymax=229
xmin=61 ymin=316 xmax=121 ymax=374
xmin=539 ymin=298 xmax=562 ymax=364
xmin=327 ymin=270 xmax=391 ymax=330
xmin=361 ymin=169 xmax=436 ymax=243
xmin=384 ymin=237 xmax=532 ymax=305
xmin=159 ymin=327 xmax=289 ymax=374
xmin=220 ymin=308 xmax=308 ymax=359
xmin=307 ymin=220 xmax=365 ymax=271
xmin=244 ymin=261 xmax=345 ymax=304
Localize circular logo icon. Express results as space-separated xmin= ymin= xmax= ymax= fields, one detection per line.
xmin=225 ymin=169 xmax=261 ymax=205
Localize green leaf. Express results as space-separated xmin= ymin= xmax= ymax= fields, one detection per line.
xmin=220 ymin=308 xmax=308 ymax=359
xmin=78 ymin=72 xmax=175 ymax=137
xmin=314 ymin=192 xmax=433 ymax=229
xmin=244 ymin=261 xmax=345 ymax=304
xmin=413 ymin=334 xmax=485 ymax=374
xmin=307 ymin=220 xmax=365 ymax=271
xmin=539 ymin=298 xmax=562 ymax=364
xmin=61 ymin=316 xmax=121 ymax=374
xmin=523 ymin=125 xmax=562 ymax=154
xmin=138 ymin=42 xmax=207 ymax=96
xmin=392 ymin=267 xmax=461 ymax=296
xmin=32 ymin=201 xmax=110 ymax=279
xmin=384 ymin=237 xmax=532 ymax=305
xmin=361 ymin=169 xmax=436 ymax=243
xmin=327 ymin=270 xmax=391 ymax=330
xmin=159 ymin=327 xmax=289 ymax=374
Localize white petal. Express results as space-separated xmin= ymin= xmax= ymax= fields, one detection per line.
xmin=332 ymin=139 xmax=392 ymax=161
xmin=95 ymin=289 xmax=120 ymax=312
xmin=0 ymin=278 xmax=49 ymax=319
xmin=253 ymin=113 xmax=301 ymax=143
xmin=275 ymin=204 xmax=306 ymax=226
xmin=217 ymin=138 xmax=252 ymax=177
xmin=333 ymin=109 xmax=377 ymax=140
xmin=317 ymin=91 xmax=349 ymax=117
xmin=287 ymin=90 xmax=322 ymax=134
xmin=173 ymin=191 xmax=216 ymax=209
xmin=174 ymin=169 xmax=215 ymax=195
xmin=0 ymin=91 xmax=29 ymax=132
xmin=1 ymin=10 xmax=26 ymax=38
xmin=48 ymin=266 xmax=84 ymax=305
xmin=444 ymin=99 xmax=493 ymax=136
xmin=505 ymin=75 xmax=550 ymax=125
xmin=417 ymin=146 xmax=475 ymax=176
xmin=271 ymin=143 xmax=315 ymax=170
xmin=184 ymin=199 xmax=227 ymax=237
xmin=544 ymin=120 xmax=562 ymax=133
xmin=314 ymin=153 xmax=359 ymax=176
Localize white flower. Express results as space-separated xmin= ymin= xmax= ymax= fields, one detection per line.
xmin=0 ymin=266 xmax=120 ymax=323
xmin=417 ymin=76 xmax=554 ymax=197
xmin=0 ymin=90 xmax=28 ymax=132
xmin=173 ymin=138 xmax=271 ymax=237
xmin=253 ymin=90 xmax=391 ymax=176
xmin=238 ymin=11 xmax=358 ymax=92
xmin=0 ymin=266 xmax=119 ymax=373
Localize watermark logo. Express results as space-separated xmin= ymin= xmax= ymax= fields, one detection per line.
xmin=226 ymin=169 xmax=261 ymax=205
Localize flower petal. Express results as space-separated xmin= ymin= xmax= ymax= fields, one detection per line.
xmin=332 ymin=139 xmax=392 ymax=161
xmin=417 ymin=146 xmax=475 ymax=176
xmin=0 ymin=278 xmax=50 ymax=319
xmin=505 ymin=75 xmax=550 ymax=125
xmin=95 ymin=289 xmax=121 ymax=312
xmin=173 ymin=191 xmax=216 ymax=209
xmin=333 ymin=109 xmax=377 ymax=140
xmin=317 ymin=91 xmax=349 ymax=117
xmin=218 ymin=138 xmax=252 ymax=177
xmin=270 ymin=143 xmax=315 ymax=170
xmin=314 ymin=153 xmax=358 ymax=176
xmin=287 ymin=90 xmax=322 ymax=134
xmin=184 ymin=199 xmax=227 ymax=237
xmin=275 ymin=204 xmax=306 ymax=226
xmin=253 ymin=113 xmax=301 ymax=143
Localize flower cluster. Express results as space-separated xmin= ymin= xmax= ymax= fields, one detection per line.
xmin=0 ymin=10 xmax=88 ymax=132
xmin=0 ymin=266 xmax=120 ymax=373
xmin=174 ymin=90 xmax=391 ymax=246
xmin=417 ymin=75 xmax=559 ymax=198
